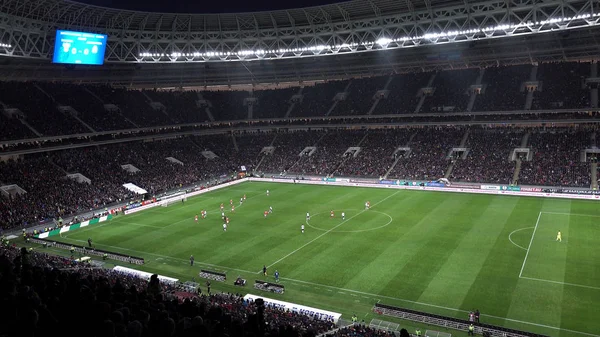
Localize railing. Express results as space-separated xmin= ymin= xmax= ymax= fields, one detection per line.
xmin=374 ymin=303 xmax=549 ymax=337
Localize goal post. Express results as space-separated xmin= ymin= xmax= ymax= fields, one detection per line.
xmin=160 ymin=194 xmax=187 ymax=207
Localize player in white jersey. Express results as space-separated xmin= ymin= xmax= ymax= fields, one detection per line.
xmin=240 ymin=197 xmax=243 ymax=205
xmin=269 ymin=206 xmax=273 ymax=213
xmin=301 ymin=224 xmax=305 ymax=233
xmin=306 ymin=212 xmax=310 ymax=221
xmin=341 ymin=212 xmax=345 ymax=220
xmin=223 ymin=223 xmax=227 ymax=231
xmin=266 ymin=190 xmax=270 ymax=196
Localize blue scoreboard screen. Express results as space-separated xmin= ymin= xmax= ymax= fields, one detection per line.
xmin=52 ymin=30 xmax=107 ymax=65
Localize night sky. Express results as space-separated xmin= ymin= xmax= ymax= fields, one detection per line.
xmin=75 ymin=0 xmax=343 ymax=13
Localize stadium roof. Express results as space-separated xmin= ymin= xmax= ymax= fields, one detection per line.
xmin=4 ymin=0 xmax=474 ymax=31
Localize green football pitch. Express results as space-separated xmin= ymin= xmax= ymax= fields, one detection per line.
xmin=50 ymin=181 xmax=600 ymax=337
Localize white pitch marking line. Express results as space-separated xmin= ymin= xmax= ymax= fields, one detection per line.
xmin=508 ymin=227 xmax=534 ymax=251
xmin=265 ymin=190 xmax=401 ymax=270
xmin=520 ymin=276 xmax=600 ymax=291
xmin=519 ymin=211 xmax=542 ymax=278
xmin=62 ymin=237 xmax=256 ymax=274
xmin=541 ymin=212 xmax=600 ymax=218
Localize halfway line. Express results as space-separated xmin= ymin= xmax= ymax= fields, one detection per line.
xmin=519 ymin=211 xmax=541 ymax=278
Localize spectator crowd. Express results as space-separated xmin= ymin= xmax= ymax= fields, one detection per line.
xmin=0 ymin=61 xmax=595 ymax=142
xmin=1 ymin=126 xmax=596 ymax=231
xmin=0 ymin=244 xmax=347 ymax=337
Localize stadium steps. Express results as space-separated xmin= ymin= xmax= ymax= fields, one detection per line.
xmin=326 ymin=81 xmax=352 ymax=117
xmin=467 ymin=69 xmax=486 ymax=112
xmin=231 ymin=133 xmax=239 ymax=151
xmin=591 ymin=62 xmax=599 ymax=108
xmin=520 ymin=132 xmax=531 ymax=148
xmin=287 ymin=132 xmax=329 ymax=172
xmin=415 ymin=73 xmax=437 ymax=113
xmin=195 ymin=92 xmax=215 ymax=122
xmin=33 ymin=84 xmax=95 ymax=133
xmin=284 ymin=87 xmax=303 ymax=118
xmin=367 ymin=76 xmax=395 ymax=115
xmin=384 ymin=154 xmax=405 ymax=179
xmin=512 ymin=159 xmax=522 ymax=185
xmin=58 ymin=106 xmax=96 ymax=133
xmin=254 ymin=134 xmax=277 ymax=172
xmin=18 ymin=117 xmax=42 ymax=137
xmin=141 ymin=92 xmax=176 ymax=123
xmin=84 ymin=87 xmax=139 ymax=128
xmin=46 ymin=157 xmax=67 ymax=175
xmin=384 ymin=131 xmax=419 ymax=178
xmin=523 ymin=65 xmax=538 ymax=110
xmin=592 ymin=162 xmax=598 ymax=189
xmin=444 ymin=162 xmax=455 ymax=179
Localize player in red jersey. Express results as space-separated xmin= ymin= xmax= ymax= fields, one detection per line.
xmin=226 ymin=217 xmax=230 ymax=225
xmin=243 ymin=194 xmax=247 ymax=200
xmin=231 ymin=205 xmax=235 ymax=212
xmin=220 ymin=203 xmax=224 ymax=211
xmin=264 ymin=210 xmax=269 ymax=218
xmin=330 ymin=210 xmax=334 ymax=218
xmin=194 ymin=214 xmax=198 ymax=223
xmin=230 ymin=199 xmax=233 ymax=205
xmin=201 ymin=210 xmax=206 ymax=219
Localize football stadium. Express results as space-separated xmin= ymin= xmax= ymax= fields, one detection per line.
xmin=1 ymin=0 xmax=600 ymax=336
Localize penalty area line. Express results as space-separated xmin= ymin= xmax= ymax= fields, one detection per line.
xmin=264 ymin=190 xmax=401 ymax=271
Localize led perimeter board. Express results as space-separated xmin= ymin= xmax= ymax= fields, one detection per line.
xmin=52 ymin=30 xmax=107 ymax=65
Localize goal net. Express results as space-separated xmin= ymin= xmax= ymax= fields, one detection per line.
xmin=160 ymin=195 xmax=187 ymax=207
xmin=426 ymin=330 xmax=451 ymax=337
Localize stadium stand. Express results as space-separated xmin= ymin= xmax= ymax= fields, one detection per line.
xmin=330 ymin=76 xmax=389 ymax=116
xmin=531 ymin=62 xmax=591 ymax=110
xmin=0 ymin=81 xmax=89 ymax=136
xmin=89 ymin=85 xmax=175 ymax=127
xmin=0 ymin=112 xmax=34 ymax=141
xmin=37 ymin=82 xmax=133 ymax=131
xmin=253 ymin=87 xmax=298 ymax=119
xmin=450 ymin=128 xmax=524 ymax=184
xmin=518 ymin=129 xmax=592 ymax=187
xmin=202 ymin=90 xmax=250 ymax=121
xmin=290 ymin=130 xmax=368 ymax=176
xmin=291 ymin=80 xmax=350 ymax=117
xmin=472 ymin=65 xmax=531 ymax=111
xmin=387 ymin=127 xmax=465 ymax=181
xmin=1 ymin=123 xmax=597 ymax=230
xmin=372 ymin=72 xmax=432 ymax=115
xmin=419 ymin=69 xmax=479 ymax=113
xmin=143 ymin=89 xmax=210 ymax=124
xmin=333 ymin=129 xmax=413 ymax=177
xmin=0 ymin=245 xmax=340 ymax=337
xmin=258 ymin=130 xmax=327 ymax=174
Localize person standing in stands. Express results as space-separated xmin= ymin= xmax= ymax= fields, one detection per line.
xmin=206 ymin=280 xmax=211 ymax=294
xmin=475 ymin=309 xmax=480 ymax=323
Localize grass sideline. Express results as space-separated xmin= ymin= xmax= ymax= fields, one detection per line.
xmin=44 ymin=181 xmax=600 ymax=337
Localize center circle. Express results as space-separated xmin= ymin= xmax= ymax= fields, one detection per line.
xmin=306 ymin=209 xmax=393 ymax=233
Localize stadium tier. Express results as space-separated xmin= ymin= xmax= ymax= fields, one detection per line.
xmin=1 ymin=124 xmax=599 ymax=230
xmin=0 ymin=62 xmax=597 ymax=138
